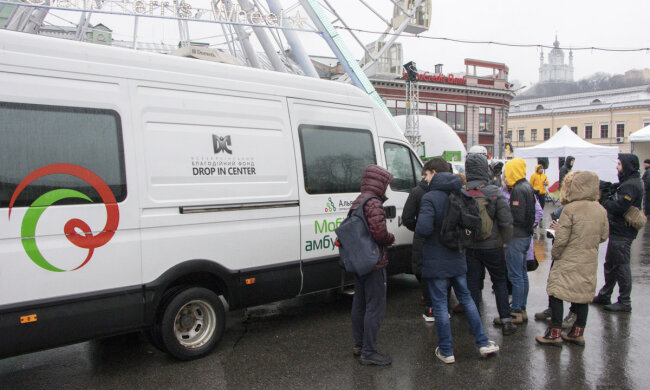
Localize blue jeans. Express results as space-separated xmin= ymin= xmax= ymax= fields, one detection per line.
xmin=506 ymin=236 xmax=531 ymax=312
xmin=427 ymin=275 xmax=489 ymax=356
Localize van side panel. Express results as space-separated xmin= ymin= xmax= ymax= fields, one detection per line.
xmin=131 ymin=82 xmax=302 ymax=307
xmin=0 ymin=65 xmax=143 ymax=357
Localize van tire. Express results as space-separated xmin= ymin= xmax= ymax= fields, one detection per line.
xmin=159 ymin=287 xmax=225 ymax=360
xmin=147 ymin=285 xmax=186 ymax=352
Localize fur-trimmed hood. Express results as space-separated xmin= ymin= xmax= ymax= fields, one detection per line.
xmin=560 ymin=170 xmax=600 ymax=205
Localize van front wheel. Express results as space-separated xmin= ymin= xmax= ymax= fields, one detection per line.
xmin=160 ymin=287 xmax=225 ymax=360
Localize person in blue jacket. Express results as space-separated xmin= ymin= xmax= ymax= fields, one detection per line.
xmin=415 ymin=157 xmax=499 ymax=364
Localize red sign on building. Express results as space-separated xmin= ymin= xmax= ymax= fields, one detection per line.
xmin=402 ymin=71 xmax=467 ymax=85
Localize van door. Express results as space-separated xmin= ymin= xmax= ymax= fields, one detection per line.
xmin=287 ymin=99 xmax=380 ymax=294
xmin=130 ymin=82 xmax=301 ymax=308
xmin=382 ymin=140 xmax=423 ymax=274
xmin=0 ymin=90 xmax=141 ymax=357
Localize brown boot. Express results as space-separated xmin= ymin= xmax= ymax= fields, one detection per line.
xmin=520 ymin=309 xmax=528 ymax=322
xmin=562 ymin=326 xmax=585 ymax=346
xmin=511 ymin=311 xmax=526 ymax=324
xmin=536 ymin=327 xmax=563 ymax=347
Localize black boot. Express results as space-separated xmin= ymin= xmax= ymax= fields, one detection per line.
xmin=592 ymin=295 xmax=611 ymax=305
xmin=360 ymin=352 xmax=392 ymax=366
xmin=502 ymin=321 xmax=517 ymax=336
xmin=603 ymin=302 xmax=631 ymax=312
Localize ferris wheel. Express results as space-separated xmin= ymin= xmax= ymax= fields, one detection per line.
xmin=1 ymin=0 xmax=429 ymax=76
xmin=1 ymin=0 xmax=431 ymax=125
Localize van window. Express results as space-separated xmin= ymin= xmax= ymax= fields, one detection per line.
xmin=410 ymin=152 xmax=423 ymax=180
xmin=0 ymin=102 xmax=126 ymax=208
xmin=384 ymin=142 xmax=420 ymax=192
xmin=299 ymin=125 xmax=376 ymax=194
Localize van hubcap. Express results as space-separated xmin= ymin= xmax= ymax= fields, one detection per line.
xmin=173 ymin=299 xmax=216 ymax=349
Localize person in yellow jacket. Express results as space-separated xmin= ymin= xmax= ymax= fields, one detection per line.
xmin=530 ymin=164 xmax=549 ymax=211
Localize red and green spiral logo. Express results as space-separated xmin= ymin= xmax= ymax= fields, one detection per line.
xmin=8 ymin=164 xmax=120 ymax=272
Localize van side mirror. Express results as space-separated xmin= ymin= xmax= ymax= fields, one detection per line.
xmin=384 ymin=205 xmax=396 ymax=219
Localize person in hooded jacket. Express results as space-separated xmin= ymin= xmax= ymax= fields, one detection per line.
xmin=642 ymin=159 xmax=650 ymax=216
xmin=464 ymin=154 xmax=515 ymax=336
xmin=592 ymin=154 xmax=643 ymax=312
xmin=559 ymin=156 xmax=575 ymax=189
xmin=533 ymin=203 xmax=581 ymax=330
xmin=530 ymin=164 xmax=549 ymax=213
xmin=489 ymin=161 xmax=504 ymax=188
xmin=503 ymin=158 xmax=536 ymax=323
xmin=536 ymin=171 xmax=609 ymax=347
xmin=350 ymin=164 xmax=395 ymax=366
xmin=415 ymin=157 xmax=499 ymax=364
xmin=401 ymin=160 xmax=438 ymax=322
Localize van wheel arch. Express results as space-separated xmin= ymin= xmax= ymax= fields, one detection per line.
xmin=145 ymin=260 xmax=236 ymax=357
xmin=145 ymin=260 xmax=238 ymax=325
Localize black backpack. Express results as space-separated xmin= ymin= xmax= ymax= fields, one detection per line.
xmin=439 ymin=189 xmax=483 ymax=251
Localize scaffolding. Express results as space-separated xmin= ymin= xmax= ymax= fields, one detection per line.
xmin=404 ymin=77 xmax=421 ymax=151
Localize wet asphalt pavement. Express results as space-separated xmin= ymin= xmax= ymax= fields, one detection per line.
xmin=2 ymin=206 xmax=650 ymax=389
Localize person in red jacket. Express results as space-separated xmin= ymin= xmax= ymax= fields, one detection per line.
xmin=350 ymin=164 xmax=395 ymax=366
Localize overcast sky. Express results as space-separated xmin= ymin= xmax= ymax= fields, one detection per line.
xmin=315 ymin=0 xmax=650 ymax=87
xmin=62 ymin=0 xmax=650 ymax=87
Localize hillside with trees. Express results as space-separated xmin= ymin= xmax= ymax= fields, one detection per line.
xmin=515 ymin=68 xmax=650 ymax=100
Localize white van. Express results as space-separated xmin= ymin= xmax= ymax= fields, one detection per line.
xmin=0 ymin=30 xmax=423 ymax=360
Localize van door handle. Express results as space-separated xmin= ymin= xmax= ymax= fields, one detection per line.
xmin=384 ymin=206 xmax=396 ymax=219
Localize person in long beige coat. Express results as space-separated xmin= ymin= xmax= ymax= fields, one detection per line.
xmin=536 ymin=170 xmax=609 ymax=347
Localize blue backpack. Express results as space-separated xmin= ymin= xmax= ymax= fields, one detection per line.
xmin=335 ymin=196 xmax=382 ymax=276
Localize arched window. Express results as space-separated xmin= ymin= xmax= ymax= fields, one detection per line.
xmin=536 ymin=104 xmax=544 ymax=110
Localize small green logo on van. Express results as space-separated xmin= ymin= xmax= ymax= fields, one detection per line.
xmin=8 ymin=164 xmax=120 ymax=272
xmin=325 ymin=197 xmax=337 ymax=213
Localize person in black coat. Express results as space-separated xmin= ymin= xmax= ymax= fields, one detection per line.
xmin=464 ymin=154 xmax=515 ymax=335
xmin=401 ymin=159 xmax=442 ymax=322
xmin=559 ymin=156 xmax=575 ymax=189
xmin=593 ymin=154 xmax=643 ymax=312
xmin=503 ymin=158 xmax=536 ymax=323
xmin=642 ymin=159 xmax=650 ymax=216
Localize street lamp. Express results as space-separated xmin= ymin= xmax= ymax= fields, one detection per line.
xmin=403 ymin=61 xmax=418 ymax=81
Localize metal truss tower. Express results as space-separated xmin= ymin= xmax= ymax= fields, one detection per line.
xmin=405 ymin=77 xmax=421 ymax=150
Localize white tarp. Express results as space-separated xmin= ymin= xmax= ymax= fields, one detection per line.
xmin=629 ymin=124 xmax=650 ymax=142
xmin=630 ymin=124 xmax=650 ymax=164
xmin=514 ymin=125 xmax=619 ymax=184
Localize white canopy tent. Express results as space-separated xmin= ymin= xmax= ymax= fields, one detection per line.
xmin=629 ymin=124 xmax=650 ymax=165
xmin=514 ymin=125 xmax=619 ymax=185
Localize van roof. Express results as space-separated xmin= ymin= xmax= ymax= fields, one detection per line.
xmin=0 ymin=30 xmax=409 ymax=142
xmin=1 ymin=30 xmax=368 ymax=105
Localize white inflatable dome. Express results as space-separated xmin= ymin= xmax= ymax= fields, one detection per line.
xmin=394 ymin=115 xmax=467 ymax=161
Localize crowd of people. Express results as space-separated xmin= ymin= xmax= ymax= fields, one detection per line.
xmin=346 ymin=152 xmax=644 ymax=366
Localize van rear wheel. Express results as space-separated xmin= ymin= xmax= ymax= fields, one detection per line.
xmin=159 ymin=287 xmax=225 ymax=360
